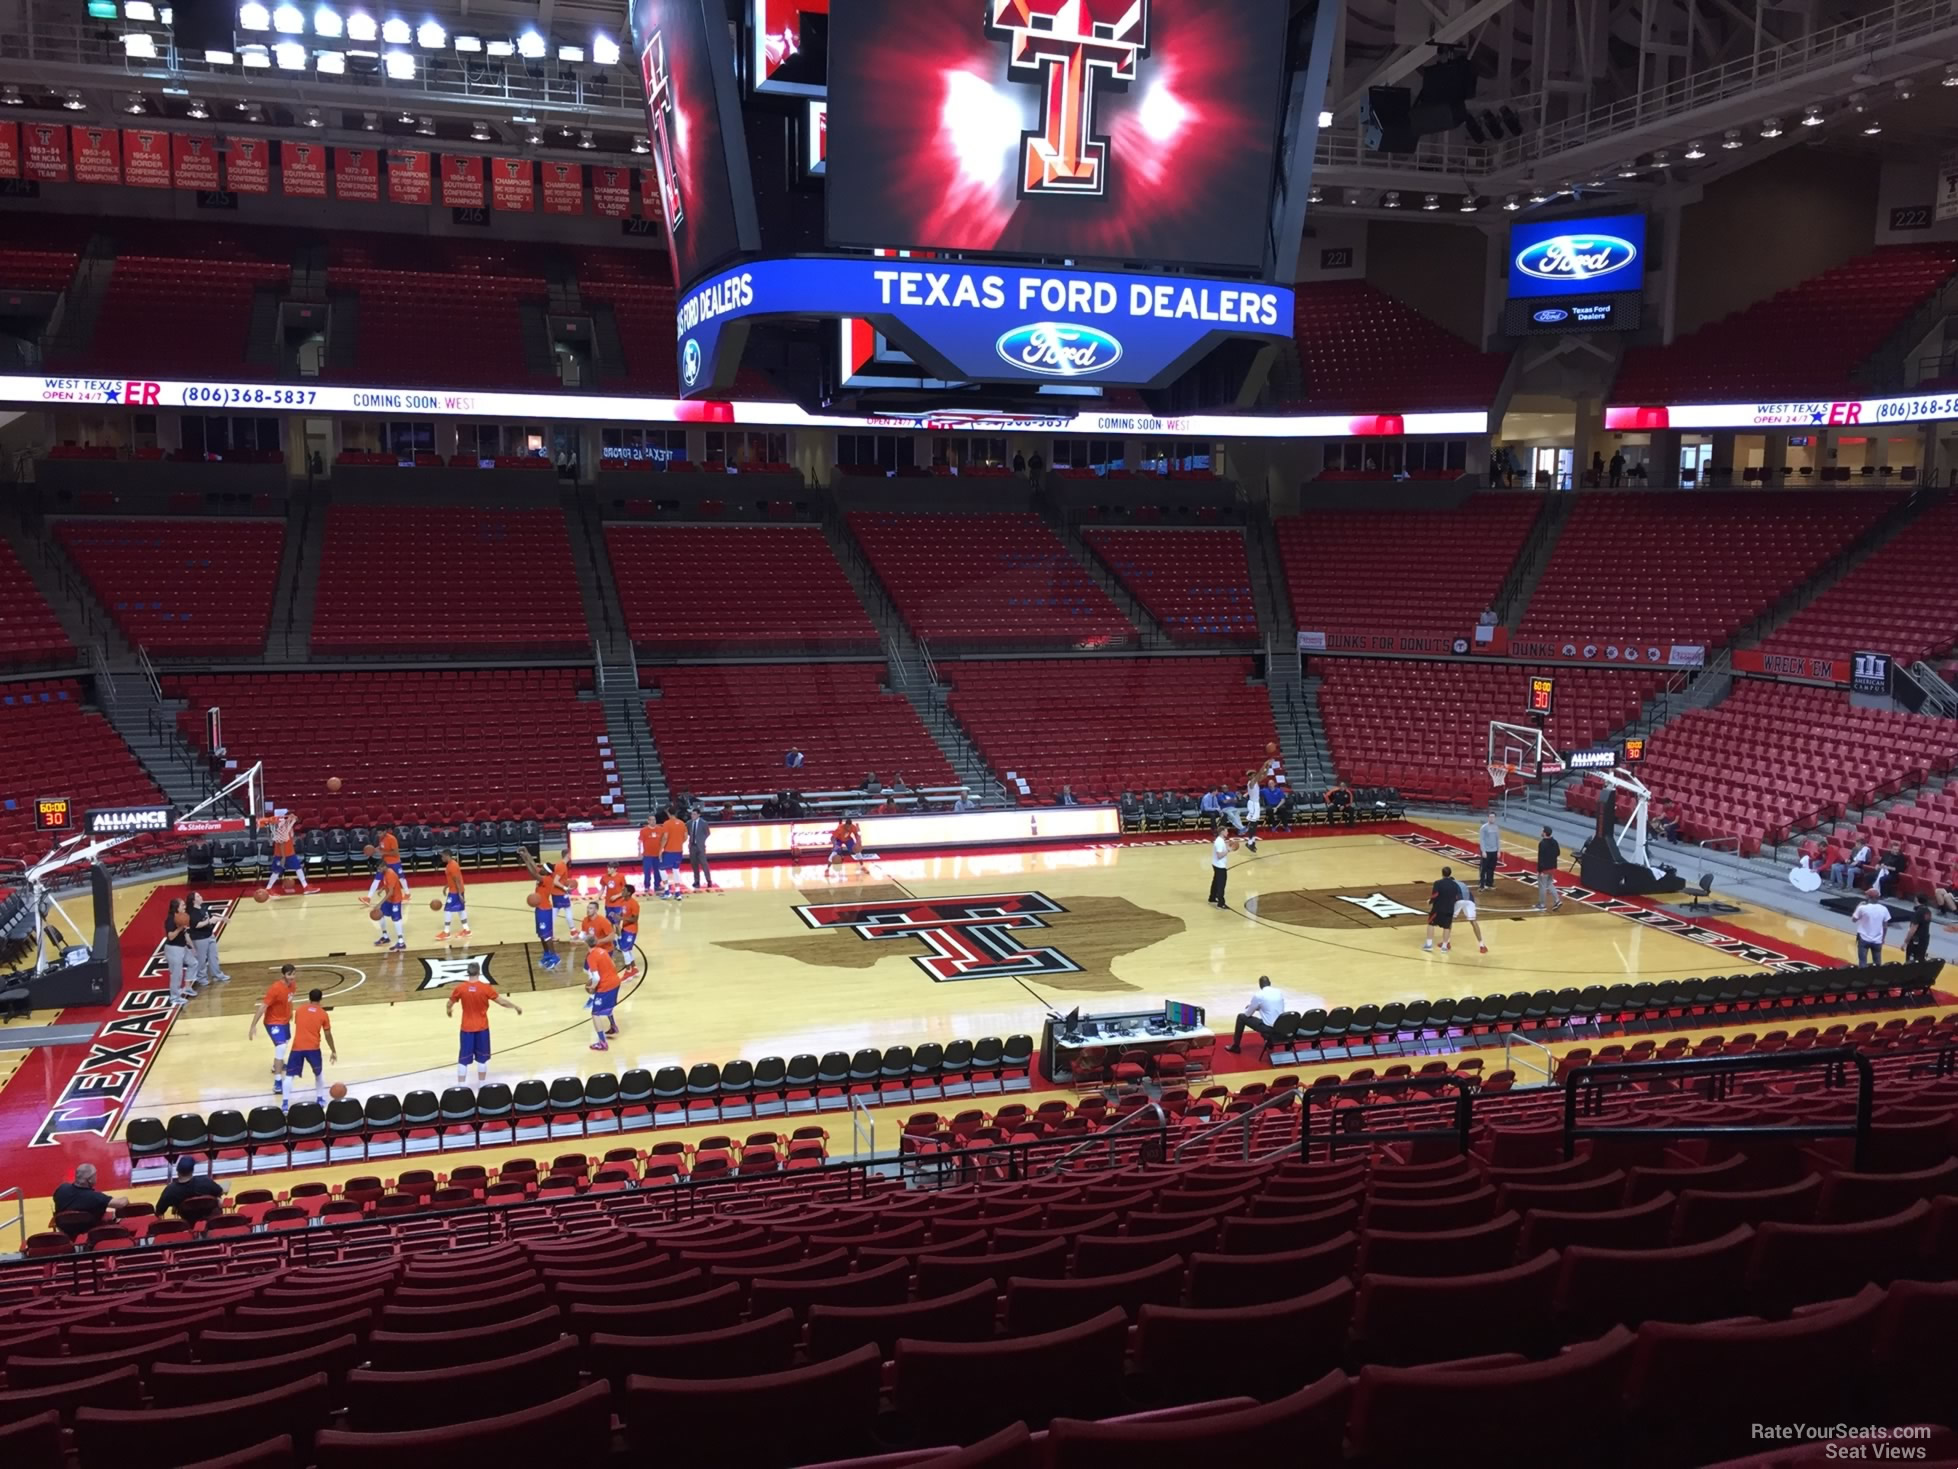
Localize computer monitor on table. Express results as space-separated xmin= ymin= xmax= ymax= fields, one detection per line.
xmin=1164 ymin=1000 xmax=1204 ymax=1029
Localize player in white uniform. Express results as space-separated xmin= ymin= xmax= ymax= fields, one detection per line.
xmin=1453 ymin=873 xmax=1489 ymax=953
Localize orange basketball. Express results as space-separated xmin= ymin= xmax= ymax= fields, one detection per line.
xmin=362 ymin=844 xmax=377 ymax=858
xmin=367 ymin=905 xmax=382 ymax=920
xmin=329 ymin=1082 xmax=347 ymax=1100
xmin=252 ymin=889 xmax=270 ymax=904
xmin=526 ymin=892 xmax=544 ymax=909
xmin=1266 ymin=742 xmax=1279 ymax=756
xmin=326 ymin=776 xmax=343 ymax=793
xmin=428 ymin=898 xmax=443 ymax=912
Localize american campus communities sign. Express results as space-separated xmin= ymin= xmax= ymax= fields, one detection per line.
xmin=674 ymin=256 xmax=1294 ymax=395
xmin=6 ymin=374 xmax=1486 ymax=439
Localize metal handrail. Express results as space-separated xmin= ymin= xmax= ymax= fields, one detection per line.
xmin=137 ymin=645 xmax=162 ymax=703
xmin=1563 ymin=1047 xmax=1875 ymax=1168
xmin=1173 ymin=1086 xmax=1301 ymax=1161
xmin=848 ymin=1092 xmax=876 ymax=1162
xmin=1502 ymin=1032 xmax=1557 ymax=1084
xmin=1302 ymin=1076 xmax=1477 ymax=1161
xmin=0 ymin=1187 xmax=23 ymax=1251
xmin=1044 ymin=1100 xmax=1167 ymax=1173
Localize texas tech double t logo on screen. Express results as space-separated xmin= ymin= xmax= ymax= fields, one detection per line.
xmin=988 ymin=0 xmax=1150 ymax=198
xmin=639 ymin=30 xmax=686 ymax=230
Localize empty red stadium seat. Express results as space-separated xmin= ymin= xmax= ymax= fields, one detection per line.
xmin=56 ymin=517 xmax=284 ymax=655
xmin=1081 ymin=528 xmax=1257 ymax=642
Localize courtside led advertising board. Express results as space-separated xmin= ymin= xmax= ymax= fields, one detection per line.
xmin=824 ymin=0 xmax=1291 ymax=270
xmin=1506 ymin=213 xmax=1647 ymax=299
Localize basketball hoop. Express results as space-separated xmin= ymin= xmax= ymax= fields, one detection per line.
xmin=1486 ymin=762 xmax=1517 ymax=791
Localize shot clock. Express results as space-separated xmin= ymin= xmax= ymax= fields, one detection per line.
xmin=34 ymin=795 xmax=74 ymax=832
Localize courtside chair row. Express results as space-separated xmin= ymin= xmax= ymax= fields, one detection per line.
xmin=124 ymin=1038 xmax=1039 ymax=1180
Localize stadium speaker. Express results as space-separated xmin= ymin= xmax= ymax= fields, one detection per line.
xmin=172 ymin=0 xmax=234 ymax=53
xmin=1363 ymin=86 xmax=1417 ymax=154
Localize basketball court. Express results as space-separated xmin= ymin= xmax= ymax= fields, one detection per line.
xmin=119 ymin=818 xmax=1854 ymax=1125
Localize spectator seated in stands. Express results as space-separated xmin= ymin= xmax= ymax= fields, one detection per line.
xmin=52 ymin=1161 xmax=127 ymax=1237
xmin=1657 ymin=802 xmax=1684 ymax=842
xmin=1264 ymin=780 xmax=1292 ymax=832
xmin=1056 ymin=784 xmax=1079 ymax=806
xmin=785 ymin=746 xmax=804 ymax=769
xmin=1829 ymin=841 xmax=1873 ymax=889
xmin=1325 ymin=781 xmax=1355 ymax=825
xmin=1936 ymin=865 xmax=1958 ymax=915
xmin=157 ymin=1155 xmax=227 ymax=1218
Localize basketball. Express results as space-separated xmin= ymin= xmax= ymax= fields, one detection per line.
xmin=252 ymin=889 xmax=270 ymax=903
xmin=362 ymin=844 xmax=377 ymax=858
xmin=326 ymin=776 xmax=342 ymax=793
xmin=1266 ymin=742 xmax=1279 ymax=756
xmin=329 ymin=1082 xmax=347 ymax=1100
xmin=526 ymin=892 xmax=545 ymax=909
xmin=428 ymin=898 xmax=443 ymax=912
xmin=368 ymin=904 xmax=382 ymax=920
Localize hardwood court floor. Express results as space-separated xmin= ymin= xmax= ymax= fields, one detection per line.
xmin=123 ymin=822 xmax=1860 ymax=1125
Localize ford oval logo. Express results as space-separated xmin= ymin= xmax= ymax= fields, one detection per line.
xmin=1532 ymin=307 xmax=1570 ymax=324
xmin=1515 ymin=233 xmax=1639 ymax=283
xmin=996 ymin=322 xmax=1123 ymax=378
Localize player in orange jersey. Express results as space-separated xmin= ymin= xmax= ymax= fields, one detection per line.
xmin=827 ymin=816 xmax=867 ymax=873
xmin=531 ymin=870 xmax=562 ymax=971
xmin=548 ymin=852 xmax=573 ymax=932
xmin=376 ymin=827 xmax=408 ymax=890
xmin=576 ymin=898 xmax=616 ymax=959
xmin=601 ymin=863 xmax=628 ymax=926
xmin=585 ymin=944 xmax=623 ymax=1050
xmin=447 ymin=960 xmax=522 ymax=1083
xmin=434 ymin=849 xmax=469 ymax=943
xmin=366 ymin=863 xmax=407 ymax=950
xmin=284 ymin=988 xmax=337 ymax=1108
xmin=616 ymin=887 xmax=641 ymax=977
xmin=656 ymin=807 xmax=688 ymax=901
xmin=638 ymin=817 xmax=660 ymax=896
xmin=264 ymin=807 xmax=306 ymax=891
xmin=246 ymin=963 xmax=299 ymax=1098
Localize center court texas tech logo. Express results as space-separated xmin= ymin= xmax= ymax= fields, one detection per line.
xmin=793 ymin=892 xmax=1082 ymax=982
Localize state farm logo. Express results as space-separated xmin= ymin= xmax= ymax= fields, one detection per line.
xmin=996 ymin=322 xmax=1123 ymax=377
xmin=1514 ymin=233 xmax=1639 ymax=284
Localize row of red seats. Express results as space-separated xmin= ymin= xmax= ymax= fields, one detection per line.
xmin=1760 ymin=498 xmax=1958 ymax=667
xmin=54 ymin=517 xmax=284 ymax=656
xmin=310 ymin=506 xmax=586 ymax=653
xmin=0 ymin=680 xmax=161 ymax=858
xmin=1282 ymin=279 xmax=1509 ymax=411
xmin=944 ymin=658 xmax=1275 ymax=798
xmin=645 ymin=662 xmax=955 ymax=797
xmin=1278 ymin=495 xmax=1541 ymax=639
xmin=166 ymin=670 xmax=612 ymax=825
xmin=1519 ymin=492 xmax=1896 ymax=650
xmin=606 ymin=524 xmax=878 ymax=653
xmin=1080 ymin=528 xmax=1257 ymax=642
xmin=60 ymin=255 xmax=289 ymax=378
xmin=0 ymin=540 xmax=72 ymax=669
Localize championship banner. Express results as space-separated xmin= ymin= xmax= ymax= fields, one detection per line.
xmin=387 ymin=149 xmax=431 ymax=205
xmin=591 ymin=165 xmax=631 ymax=218
xmin=0 ymin=121 xmax=18 ymax=181
xmin=440 ymin=152 xmax=483 ymax=208
xmin=23 ymin=123 xmax=69 ymax=182
xmin=72 ymin=127 xmax=121 ymax=185
xmin=540 ymin=160 xmax=583 ymax=215
xmin=638 ymin=168 xmax=662 ymax=219
xmin=171 ymin=134 xmax=220 ymax=190
xmin=122 ymin=129 xmax=172 ymax=188
xmin=1733 ymin=649 xmax=1850 ymax=685
xmin=335 ymin=146 xmax=380 ymax=203
xmin=225 ymin=136 xmax=271 ymax=193
xmin=1939 ymin=147 xmax=1958 ymax=223
xmin=280 ymin=140 xmax=327 ymax=197
xmin=490 ymin=157 xmax=534 ymax=212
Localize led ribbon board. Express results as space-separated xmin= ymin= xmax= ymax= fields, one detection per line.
xmin=675 ymin=256 xmax=1293 ymax=395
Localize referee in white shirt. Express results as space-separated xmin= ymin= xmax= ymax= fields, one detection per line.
xmin=1208 ymin=819 xmax=1240 ymax=909
xmin=1224 ymin=975 xmax=1286 ymax=1053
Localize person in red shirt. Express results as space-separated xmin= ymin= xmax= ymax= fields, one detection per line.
xmin=586 ymin=945 xmax=623 ymax=1050
xmin=366 ymin=863 xmax=407 ymax=950
xmin=446 ymin=961 xmax=522 ymax=1083
xmin=246 ymin=963 xmax=298 ymax=1098
xmin=285 ymin=988 xmax=338 ymax=1107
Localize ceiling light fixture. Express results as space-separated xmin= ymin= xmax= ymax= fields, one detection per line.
xmin=123 ymin=32 xmax=157 ymax=57
xmin=630 ymin=136 xmax=649 ymax=154
xmin=185 ymin=96 xmax=208 ymax=117
xmin=1683 ymin=139 xmax=1706 ymax=159
xmin=592 ymin=34 xmax=619 ymax=66
xmin=1616 ymin=160 xmax=1639 ymax=177
xmin=577 ymin=129 xmax=595 ymax=149
xmin=301 ymin=105 xmax=323 ymax=126
xmin=1422 ymin=193 xmax=1439 ymax=210
xmin=312 ymin=5 xmax=340 ymax=36
xmin=415 ymin=19 xmax=443 ymax=47
xmin=1651 ymin=149 xmax=1670 ymax=168
xmin=382 ymin=48 xmax=414 ymax=78
xmin=271 ymin=2 xmax=302 ymax=31
xmin=238 ymin=1 xmax=270 ymax=29
xmin=125 ymin=0 xmax=156 ymax=17
xmin=1896 ymin=78 xmax=1915 ymax=100
xmin=379 ymin=16 xmax=407 ymax=43
xmin=558 ymin=44 xmax=584 ymax=62
xmin=485 ymin=37 xmax=513 ymax=56
xmin=240 ymin=44 xmax=270 ymax=64
xmin=361 ymin=110 xmax=378 ymax=129
xmin=1316 ymin=108 xmax=1332 ymax=128
xmin=1863 ymin=116 xmax=1883 ymax=134
xmin=344 ymin=9 xmax=374 ymax=40
xmin=1458 ymin=194 xmax=1480 ymax=212
xmin=314 ymin=49 xmax=344 ymax=72
xmin=516 ymin=29 xmax=546 ymax=58
xmin=1721 ymin=128 xmax=1744 ymax=149
xmin=414 ymin=114 xmax=434 ymax=135
xmin=453 ymin=33 xmax=480 ymax=51
xmin=469 ymin=120 xmax=490 ymax=141
xmin=1801 ymin=105 xmax=1824 ymax=126
xmin=1759 ymin=116 xmax=1782 ymax=137
xmin=1503 ymin=194 xmax=1521 ymax=211
xmin=123 ymin=91 xmax=147 ymax=112
xmin=1381 ymin=190 xmax=1400 ymax=208
xmin=273 ymin=39 xmax=305 ymax=67
xmin=62 ymin=89 xmax=86 ymax=110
